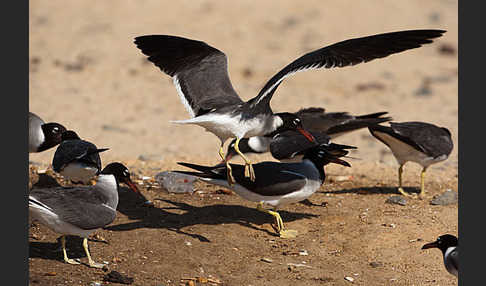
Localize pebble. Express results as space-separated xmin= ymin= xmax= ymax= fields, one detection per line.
xmin=103 ymin=270 xmax=134 ymax=284
xmin=298 ymin=250 xmax=308 ymax=256
xmin=385 ymin=195 xmax=407 ymax=206
xmin=261 ymin=257 xmax=273 ymax=263
xmin=138 ymin=154 xmax=164 ymax=162
xmin=414 ymin=84 xmax=432 ymax=96
xmin=101 ymin=125 xmax=130 ymax=133
xmin=369 ymin=261 xmax=383 ymax=268
xmin=155 ymin=171 xmax=197 ymax=193
xmin=287 ymin=263 xmax=312 ymax=268
xmin=430 ymin=189 xmax=458 ymax=205
xmin=344 ymin=276 xmax=354 ymax=282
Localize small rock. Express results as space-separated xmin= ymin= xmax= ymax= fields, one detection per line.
xmin=334 ymin=175 xmax=352 ymax=182
xmin=369 ymin=261 xmax=383 ymax=268
xmin=155 ymin=171 xmax=196 ymax=193
xmin=261 ymin=257 xmax=273 ymax=263
xmin=356 ymin=82 xmax=385 ymax=92
xmin=112 ymin=257 xmax=123 ymax=263
xmin=438 ymin=43 xmax=456 ymax=56
xmin=430 ymin=189 xmax=458 ymax=205
xmin=103 ymin=270 xmax=134 ymax=284
xmin=344 ymin=276 xmax=354 ymax=282
xmin=242 ymin=67 xmax=253 ymax=78
xmin=89 ymin=282 xmax=102 ymax=286
xmin=138 ymin=154 xmax=164 ymax=162
xmin=287 ymin=262 xmax=312 ymax=268
xmin=298 ymin=250 xmax=308 ymax=256
xmin=101 ymin=124 xmax=130 ymax=133
xmin=428 ymin=12 xmax=441 ymax=23
xmin=414 ymin=84 xmax=432 ymax=96
xmin=44 ymin=272 xmax=57 ymax=276
xmin=385 ymin=195 xmax=407 ymax=206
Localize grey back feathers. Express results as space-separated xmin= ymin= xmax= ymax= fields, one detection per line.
xmin=369 ymin=121 xmax=453 ymax=158
xmin=29 ymin=186 xmax=117 ymax=230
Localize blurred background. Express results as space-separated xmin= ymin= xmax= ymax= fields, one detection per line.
xmin=29 ymin=0 xmax=457 ymax=171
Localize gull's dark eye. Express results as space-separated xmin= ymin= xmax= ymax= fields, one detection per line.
xmin=293 ymin=118 xmax=300 ymax=125
xmin=52 ymin=127 xmax=59 ymax=133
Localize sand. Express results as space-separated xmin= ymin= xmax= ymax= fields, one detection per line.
xmin=29 ymin=1 xmax=458 ymax=285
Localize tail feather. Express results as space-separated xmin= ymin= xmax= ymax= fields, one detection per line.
xmin=176 ymin=162 xmax=227 ymax=179
xmin=355 ymin=111 xmax=390 ymax=119
xmin=327 ymin=113 xmax=392 ymax=136
xmin=172 ymin=170 xmax=219 ymax=179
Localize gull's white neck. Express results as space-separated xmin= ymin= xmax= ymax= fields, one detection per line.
xmin=95 ymin=174 xmax=119 ymax=209
xmin=248 ymin=136 xmax=272 ymax=153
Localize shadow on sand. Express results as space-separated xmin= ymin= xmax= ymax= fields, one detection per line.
xmin=107 ymin=186 xmax=319 ymax=242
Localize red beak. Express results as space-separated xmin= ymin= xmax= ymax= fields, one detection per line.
xmin=123 ymin=178 xmax=140 ymax=193
xmin=224 ymin=150 xmax=235 ymax=162
xmin=296 ymin=127 xmax=316 ymax=143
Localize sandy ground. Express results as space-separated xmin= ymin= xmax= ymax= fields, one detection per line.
xmin=29 ymin=1 xmax=458 ymax=285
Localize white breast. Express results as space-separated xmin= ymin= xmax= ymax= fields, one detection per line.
xmin=60 ymin=162 xmax=99 ymax=183
xmin=171 ymin=113 xmax=275 ymax=142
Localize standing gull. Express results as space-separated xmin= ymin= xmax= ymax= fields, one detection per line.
xmin=134 ymin=29 xmax=444 ymax=184
xmin=368 ymin=121 xmax=453 ymax=198
xmin=29 ymin=162 xmax=139 ymax=268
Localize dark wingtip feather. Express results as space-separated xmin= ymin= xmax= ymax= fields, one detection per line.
xmin=134 ymin=35 xmax=223 ymax=77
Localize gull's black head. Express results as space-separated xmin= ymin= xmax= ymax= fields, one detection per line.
xmin=422 ymin=234 xmax=458 ymax=253
xmin=61 ymin=130 xmax=81 ymax=141
xmin=273 ymin=112 xmax=316 ymax=143
xmin=101 ymin=162 xmax=139 ymax=193
xmin=37 ymin=122 xmax=67 ymax=151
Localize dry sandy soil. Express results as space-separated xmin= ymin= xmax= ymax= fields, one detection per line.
xmin=29 ymin=1 xmax=458 ymax=285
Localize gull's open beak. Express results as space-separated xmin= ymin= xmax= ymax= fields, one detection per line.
xmin=329 ymin=156 xmax=351 ymax=167
xmin=296 ymin=127 xmax=316 ymax=143
xmin=123 ymin=178 xmax=140 ymax=193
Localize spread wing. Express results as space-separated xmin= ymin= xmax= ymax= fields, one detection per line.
xmin=250 ymin=29 xmax=445 ymax=107
xmin=134 ymin=35 xmax=243 ymax=117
